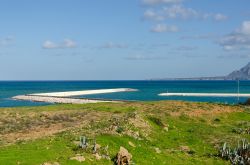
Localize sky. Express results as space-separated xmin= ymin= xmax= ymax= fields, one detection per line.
xmin=0 ymin=0 xmax=250 ymax=80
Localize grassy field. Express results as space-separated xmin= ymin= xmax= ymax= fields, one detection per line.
xmin=0 ymin=101 xmax=249 ymax=164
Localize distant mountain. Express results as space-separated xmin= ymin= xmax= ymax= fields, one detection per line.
xmin=226 ymin=62 xmax=250 ymax=80
xmin=153 ymin=62 xmax=250 ymax=80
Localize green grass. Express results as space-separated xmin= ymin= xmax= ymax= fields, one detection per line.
xmin=0 ymin=101 xmax=249 ymax=164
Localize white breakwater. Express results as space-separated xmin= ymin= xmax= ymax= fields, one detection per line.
xmin=158 ymin=93 xmax=250 ymax=97
xmin=12 ymin=88 xmax=138 ymax=104
xmin=29 ymin=88 xmax=138 ymax=97
xmin=13 ymin=95 xmax=118 ymax=104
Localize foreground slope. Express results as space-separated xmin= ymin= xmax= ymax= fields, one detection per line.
xmin=0 ymin=101 xmax=249 ymax=164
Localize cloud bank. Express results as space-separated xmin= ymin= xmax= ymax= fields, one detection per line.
xmin=42 ymin=39 xmax=77 ymax=49
xmin=144 ymin=5 xmax=227 ymax=21
xmin=142 ymin=0 xmax=182 ymax=5
xmin=100 ymin=42 xmax=128 ymax=49
xmin=151 ymin=24 xmax=178 ymax=32
xmin=219 ymin=21 xmax=250 ymax=51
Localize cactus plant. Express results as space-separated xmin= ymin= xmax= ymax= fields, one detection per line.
xmin=219 ymin=139 xmax=250 ymax=164
xmin=79 ymin=136 xmax=88 ymax=149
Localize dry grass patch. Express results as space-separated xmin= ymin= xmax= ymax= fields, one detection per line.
xmin=0 ymin=110 xmax=112 ymax=145
xmin=138 ymin=101 xmax=243 ymax=117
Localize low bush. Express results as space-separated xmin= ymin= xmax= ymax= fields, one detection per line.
xmin=148 ymin=116 xmax=165 ymax=127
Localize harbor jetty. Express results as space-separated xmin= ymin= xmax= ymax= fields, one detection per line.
xmin=29 ymin=88 xmax=138 ymax=97
xmin=158 ymin=93 xmax=250 ymax=97
xmin=12 ymin=88 xmax=138 ymax=104
xmin=12 ymin=95 xmax=116 ymax=104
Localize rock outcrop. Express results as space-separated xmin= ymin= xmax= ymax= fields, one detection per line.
xmin=115 ymin=147 xmax=132 ymax=165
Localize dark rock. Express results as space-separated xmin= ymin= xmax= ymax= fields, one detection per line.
xmin=115 ymin=147 xmax=132 ymax=165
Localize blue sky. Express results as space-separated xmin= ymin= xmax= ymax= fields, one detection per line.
xmin=0 ymin=0 xmax=250 ymax=80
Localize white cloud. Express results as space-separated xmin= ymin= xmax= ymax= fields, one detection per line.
xmin=142 ymin=2 xmax=228 ymax=33
xmin=143 ymin=5 xmax=228 ymax=22
xmin=143 ymin=5 xmax=198 ymax=21
xmin=163 ymin=5 xmax=198 ymax=19
xmin=42 ymin=39 xmax=77 ymax=49
xmin=144 ymin=10 xmax=165 ymax=21
xmin=237 ymin=21 xmax=250 ymax=35
xmin=151 ymin=24 xmax=178 ymax=33
xmin=42 ymin=40 xmax=58 ymax=49
xmin=219 ymin=21 xmax=250 ymax=51
xmin=62 ymin=39 xmax=77 ymax=48
xmin=125 ymin=55 xmax=167 ymax=60
xmin=142 ymin=0 xmax=182 ymax=5
xmin=101 ymin=42 xmax=128 ymax=49
xmin=213 ymin=13 xmax=228 ymax=21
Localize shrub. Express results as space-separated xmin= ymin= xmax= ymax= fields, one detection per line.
xmin=232 ymin=128 xmax=250 ymax=135
xmin=148 ymin=116 xmax=165 ymax=128
xmin=244 ymin=98 xmax=250 ymax=105
xmin=116 ymin=126 xmax=124 ymax=134
xmin=214 ymin=118 xmax=221 ymax=122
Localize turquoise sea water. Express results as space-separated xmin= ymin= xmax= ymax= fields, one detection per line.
xmin=0 ymin=80 xmax=250 ymax=107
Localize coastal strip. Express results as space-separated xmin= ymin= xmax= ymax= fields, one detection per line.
xmin=12 ymin=95 xmax=119 ymax=104
xmin=158 ymin=93 xmax=250 ymax=97
xmin=29 ymin=88 xmax=138 ymax=97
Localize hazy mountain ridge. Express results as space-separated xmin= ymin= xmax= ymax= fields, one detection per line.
xmin=226 ymin=62 xmax=250 ymax=80
xmin=153 ymin=62 xmax=250 ymax=80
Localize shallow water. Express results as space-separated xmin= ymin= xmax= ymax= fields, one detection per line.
xmin=0 ymin=80 xmax=250 ymax=107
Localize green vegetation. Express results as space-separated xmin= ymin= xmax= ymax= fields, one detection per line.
xmin=0 ymin=101 xmax=249 ymax=164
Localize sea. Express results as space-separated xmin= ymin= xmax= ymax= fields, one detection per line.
xmin=1 ymin=80 xmax=250 ymax=107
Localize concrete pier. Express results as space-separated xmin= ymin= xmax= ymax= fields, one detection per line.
xmin=29 ymin=88 xmax=138 ymax=97
xmin=158 ymin=93 xmax=250 ymax=97
xmin=12 ymin=88 xmax=138 ymax=104
xmin=12 ymin=95 xmax=119 ymax=104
